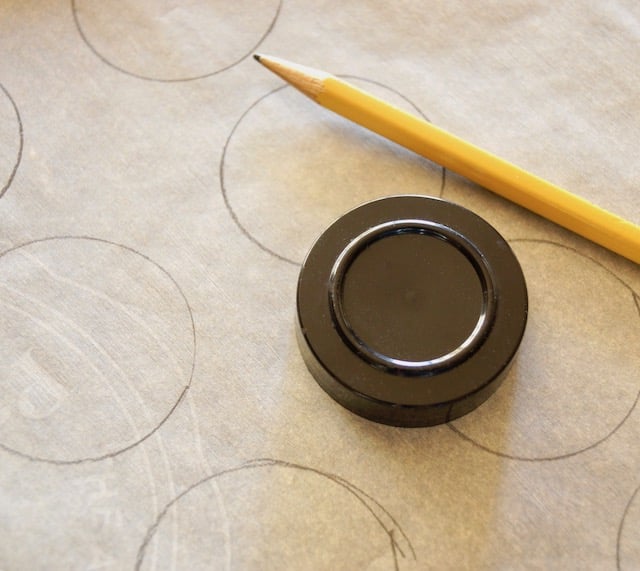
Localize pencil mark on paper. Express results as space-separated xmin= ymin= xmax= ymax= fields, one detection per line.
xmin=220 ymin=78 xmax=446 ymax=266
xmin=617 ymin=482 xmax=640 ymax=570
xmin=70 ymin=0 xmax=282 ymax=82
xmin=449 ymin=239 xmax=640 ymax=462
xmin=0 ymin=82 xmax=24 ymax=199
xmin=135 ymin=458 xmax=416 ymax=570
xmin=0 ymin=236 xmax=196 ymax=465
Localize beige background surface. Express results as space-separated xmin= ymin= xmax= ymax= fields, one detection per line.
xmin=0 ymin=1 xmax=639 ymax=569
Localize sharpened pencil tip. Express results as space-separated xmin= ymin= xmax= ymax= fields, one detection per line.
xmin=250 ymin=55 xmax=330 ymax=99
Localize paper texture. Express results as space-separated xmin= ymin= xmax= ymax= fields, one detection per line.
xmin=0 ymin=1 xmax=639 ymax=569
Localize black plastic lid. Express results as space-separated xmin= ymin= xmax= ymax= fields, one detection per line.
xmin=296 ymin=195 xmax=528 ymax=427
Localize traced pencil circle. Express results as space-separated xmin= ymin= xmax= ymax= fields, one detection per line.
xmin=220 ymin=77 xmax=446 ymax=266
xmin=617 ymin=482 xmax=640 ymax=570
xmin=135 ymin=458 xmax=416 ymax=570
xmin=0 ymin=82 xmax=24 ymax=199
xmin=449 ymin=239 xmax=640 ymax=462
xmin=0 ymin=236 xmax=196 ymax=465
xmin=70 ymin=0 xmax=282 ymax=82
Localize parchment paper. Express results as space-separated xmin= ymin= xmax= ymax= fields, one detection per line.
xmin=0 ymin=1 xmax=639 ymax=569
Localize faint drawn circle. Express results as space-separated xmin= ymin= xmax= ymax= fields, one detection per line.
xmin=0 ymin=83 xmax=24 ymax=198
xmin=618 ymin=483 xmax=640 ymax=570
xmin=0 ymin=236 xmax=196 ymax=464
xmin=450 ymin=240 xmax=640 ymax=461
xmin=136 ymin=458 xmax=416 ymax=570
xmin=220 ymin=79 xmax=446 ymax=265
xmin=71 ymin=0 xmax=282 ymax=82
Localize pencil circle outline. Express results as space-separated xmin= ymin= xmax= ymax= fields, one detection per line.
xmin=134 ymin=458 xmax=416 ymax=570
xmin=220 ymin=77 xmax=447 ymax=266
xmin=0 ymin=235 xmax=197 ymax=465
xmin=448 ymin=238 xmax=640 ymax=462
xmin=0 ymin=82 xmax=24 ymax=199
xmin=70 ymin=0 xmax=283 ymax=82
xmin=617 ymin=481 xmax=640 ymax=570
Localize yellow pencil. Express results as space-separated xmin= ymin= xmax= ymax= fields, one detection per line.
xmin=254 ymin=54 xmax=640 ymax=265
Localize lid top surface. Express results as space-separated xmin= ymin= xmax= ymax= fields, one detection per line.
xmin=339 ymin=230 xmax=485 ymax=364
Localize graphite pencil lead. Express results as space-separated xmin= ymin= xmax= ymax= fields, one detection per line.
xmin=253 ymin=54 xmax=330 ymax=100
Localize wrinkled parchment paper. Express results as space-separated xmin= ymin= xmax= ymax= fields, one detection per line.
xmin=1 ymin=1 xmax=639 ymax=569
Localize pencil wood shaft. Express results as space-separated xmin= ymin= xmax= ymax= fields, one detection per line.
xmin=256 ymin=54 xmax=640 ymax=264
